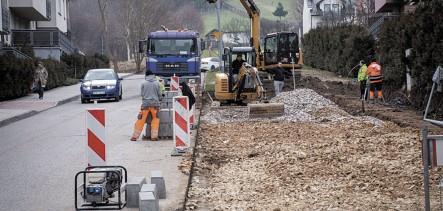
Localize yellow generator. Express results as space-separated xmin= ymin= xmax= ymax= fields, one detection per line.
xmin=214 ymin=47 xmax=266 ymax=104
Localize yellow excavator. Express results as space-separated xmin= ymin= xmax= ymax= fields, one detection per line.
xmin=214 ymin=46 xmax=265 ymax=103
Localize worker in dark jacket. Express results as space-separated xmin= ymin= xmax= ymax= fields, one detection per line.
xmin=232 ymin=54 xmax=245 ymax=81
xmin=131 ymin=70 xmax=163 ymax=141
xmin=266 ymin=62 xmax=287 ymax=95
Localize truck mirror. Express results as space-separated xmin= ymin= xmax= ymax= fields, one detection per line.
xmin=222 ymin=54 xmax=227 ymax=61
xmin=138 ymin=40 xmax=144 ymax=53
xmin=201 ymin=40 xmax=206 ymax=50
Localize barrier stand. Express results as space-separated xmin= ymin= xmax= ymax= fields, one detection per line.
xmin=422 ymin=126 xmax=443 ymax=211
xmin=171 ymin=75 xmax=180 ymax=91
xmin=171 ymin=96 xmax=190 ymax=156
xmin=189 ymin=84 xmax=196 ymax=129
xmin=86 ymin=108 xmax=106 ymax=166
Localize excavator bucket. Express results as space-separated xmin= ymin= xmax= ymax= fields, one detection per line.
xmin=248 ymin=102 xmax=284 ymax=118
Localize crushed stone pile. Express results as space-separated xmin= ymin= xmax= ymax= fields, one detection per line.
xmin=183 ymin=89 xmax=435 ymax=210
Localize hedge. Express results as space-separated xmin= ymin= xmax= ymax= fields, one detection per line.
xmin=302 ymin=2 xmax=442 ymax=118
xmin=0 ymin=53 xmax=109 ymax=101
xmin=302 ymin=25 xmax=375 ymax=77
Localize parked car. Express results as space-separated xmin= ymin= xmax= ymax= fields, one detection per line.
xmin=201 ymin=57 xmax=219 ymax=71
xmin=80 ymin=69 xmax=123 ymax=103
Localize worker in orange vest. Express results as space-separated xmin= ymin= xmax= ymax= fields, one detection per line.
xmin=131 ymin=70 xmax=163 ymax=141
xmin=365 ymin=57 xmax=383 ymax=103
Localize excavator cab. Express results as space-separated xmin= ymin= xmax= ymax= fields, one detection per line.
xmin=263 ymin=32 xmax=302 ymax=71
xmin=214 ymin=47 xmax=266 ymax=104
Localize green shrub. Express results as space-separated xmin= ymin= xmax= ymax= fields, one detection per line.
xmin=302 ymin=25 xmax=375 ymax=76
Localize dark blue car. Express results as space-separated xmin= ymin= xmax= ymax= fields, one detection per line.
xmin=80 ymin=69 xmax=123 ymax=103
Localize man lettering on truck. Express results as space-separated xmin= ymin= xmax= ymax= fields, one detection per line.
xmin=131 ymin=70 xmax=163 ymax=141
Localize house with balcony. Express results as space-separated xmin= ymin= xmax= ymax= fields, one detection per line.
xmin=368 ymin=0 xmax=419 ymax=37
xmin=302 ymin=0 xmax=344 ymax=35
xmin=0 ymin=0 xmax=74 ymax=60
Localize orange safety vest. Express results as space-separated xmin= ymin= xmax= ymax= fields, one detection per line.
xmin=365 ymin=62 xmax=382 ymax=83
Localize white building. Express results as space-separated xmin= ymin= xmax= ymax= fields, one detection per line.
xmin=0 ymin=0 xmax=74 ymax=60
xmin=303 ymin=0 xmax=345 ymax=35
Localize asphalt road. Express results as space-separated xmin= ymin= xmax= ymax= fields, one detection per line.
xmin=0 ymin=74 xmax=188 ymax=211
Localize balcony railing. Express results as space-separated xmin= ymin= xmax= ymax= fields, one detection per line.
xmin=11 ymin=30 xmax=75 ymax=54
xmin=368 ymin=13 xmax=398 ymax=37
xmin=1 ymin=6 xmax=10 ymax=34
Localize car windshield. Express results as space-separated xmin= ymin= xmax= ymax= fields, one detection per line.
xmin=84 ymin=71 xmax=115 ymax=80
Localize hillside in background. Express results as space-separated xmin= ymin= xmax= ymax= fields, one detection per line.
xmin=202 ymin=0 xmax=303 ymax=35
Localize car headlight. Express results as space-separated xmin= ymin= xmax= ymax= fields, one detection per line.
xmin=106 ymin=85 xmax=116 ymax=89
xmin=82 ymin=85 xmax=91 ymax=90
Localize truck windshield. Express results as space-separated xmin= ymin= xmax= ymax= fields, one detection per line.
xmin=149 ymin=39 xmax=195 ymax=56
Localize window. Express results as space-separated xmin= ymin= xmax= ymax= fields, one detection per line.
xmin=324 ymin=4 xmax=331 ymax=12
xmin=332 ymin=4 xmax=339 ymax=14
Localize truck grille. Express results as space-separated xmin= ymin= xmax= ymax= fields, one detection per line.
xmin=156 ymin=62 xmax=188 ymax=71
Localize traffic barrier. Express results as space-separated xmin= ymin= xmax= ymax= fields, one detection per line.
xmin=171 ymin=96 xmax=190 ymax=156
xmin=171 ymin=75 xmax=179 ymax=91
xmin=86 ymin=108 xmax=106 ymax=166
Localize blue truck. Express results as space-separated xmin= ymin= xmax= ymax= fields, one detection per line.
xmin=139 ymin=28 xmax=205 ymax=87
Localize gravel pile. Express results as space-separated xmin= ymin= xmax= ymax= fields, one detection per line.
xmin=201 ymin=89 xmax=383 ymax=126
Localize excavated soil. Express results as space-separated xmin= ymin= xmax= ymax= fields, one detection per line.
xmin=181 ymin=71 xmax=443 ymax=210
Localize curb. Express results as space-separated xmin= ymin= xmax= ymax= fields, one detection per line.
xmin=0 ymin=110 xmax=38 ymax=128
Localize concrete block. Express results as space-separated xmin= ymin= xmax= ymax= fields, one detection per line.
xmin=145 ymin=123 xmax=173 ymax=138
xmin=151 ymin=171 xmax=166 ymax=199
xmin=127 ymin=176 xmax=147 ymax=208
xmin=141 ymin=183 xmax=158 ymax=200
xmin=139 ymin=192 xmax=158 ymax=211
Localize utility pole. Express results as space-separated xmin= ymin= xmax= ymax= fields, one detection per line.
xmin=215 ymin=0 xmax=224 ymax=71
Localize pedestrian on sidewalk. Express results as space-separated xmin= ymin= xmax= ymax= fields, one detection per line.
xmin=266 ymin=62 xmax=287 ymax=95
xmin=357 ymin=60 xmax=368 ymax=100
xmin=365 ymin=57 xmax=383 ymax=103
xmin=131 ymin=70 xmax=163 ymax=141
xmin=34 ymin=61 xmax=48 ymax=99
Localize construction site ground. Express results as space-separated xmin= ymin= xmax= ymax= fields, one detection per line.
xmin=181 ymin=68 xmax=443 ymax=210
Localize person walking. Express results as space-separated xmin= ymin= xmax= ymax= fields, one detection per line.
xmin=365 ymin=57 xmax=383 ymax=103
xmin=266 ymin=62 xmax=287 ymax=95
xmin=131 ymin=70 xmax=163 ymax=141
xmin=34 ymin=61 xmax=48 ymax=99
xmin=357 ymin=60 xmax=368 ymax=100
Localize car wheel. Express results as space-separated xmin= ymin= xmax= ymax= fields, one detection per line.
xmin=81 ymin=97 xmax=86 ymax=104
xmin=119 ymin=88 xmax=123 ymax=100
xmin=211 ymin=65 xmax=215 ymax=70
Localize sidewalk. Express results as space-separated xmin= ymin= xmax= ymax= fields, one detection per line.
xmin=0 ymin=73 xmax=133 ymax=127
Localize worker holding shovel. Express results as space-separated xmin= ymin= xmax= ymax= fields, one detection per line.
xmin=357 ymin=60 xmax=368 ymax=100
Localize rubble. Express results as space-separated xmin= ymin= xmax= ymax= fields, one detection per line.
xmin=184 ymin=88 xmax=437 ymax=210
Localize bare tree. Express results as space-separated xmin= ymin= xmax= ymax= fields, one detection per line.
xmin=355 ymin=0 xmax=375 ymax=27
xmin=170 ymin=4 xmax=204 ymax=32
xmin=97 ymin=0 xmax=119 ymax=72
xmin=320 ymin=0 xmax=357 ymax=27
xmin=118 ymin=0 xmax=171 ymax=73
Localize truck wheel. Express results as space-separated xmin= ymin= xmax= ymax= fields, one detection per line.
xmin=211 ymin=65 xmax=215 ymax=70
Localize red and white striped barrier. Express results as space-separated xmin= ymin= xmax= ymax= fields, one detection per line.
xmin=171 ymin=96 xmax=190 ymax=156
xmin=86 ymin=108 xmax=106 ymax=166
xmin=171 ymin=76 xmax=179 ymax=91
xmin=428 ymin=138 xmax=443 ymax=167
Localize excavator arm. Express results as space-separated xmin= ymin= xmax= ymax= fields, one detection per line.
xmin=232 ymin=62 xmax=265 ymax=101
xmin=207 ymin=0 xmax=262 ymax=68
